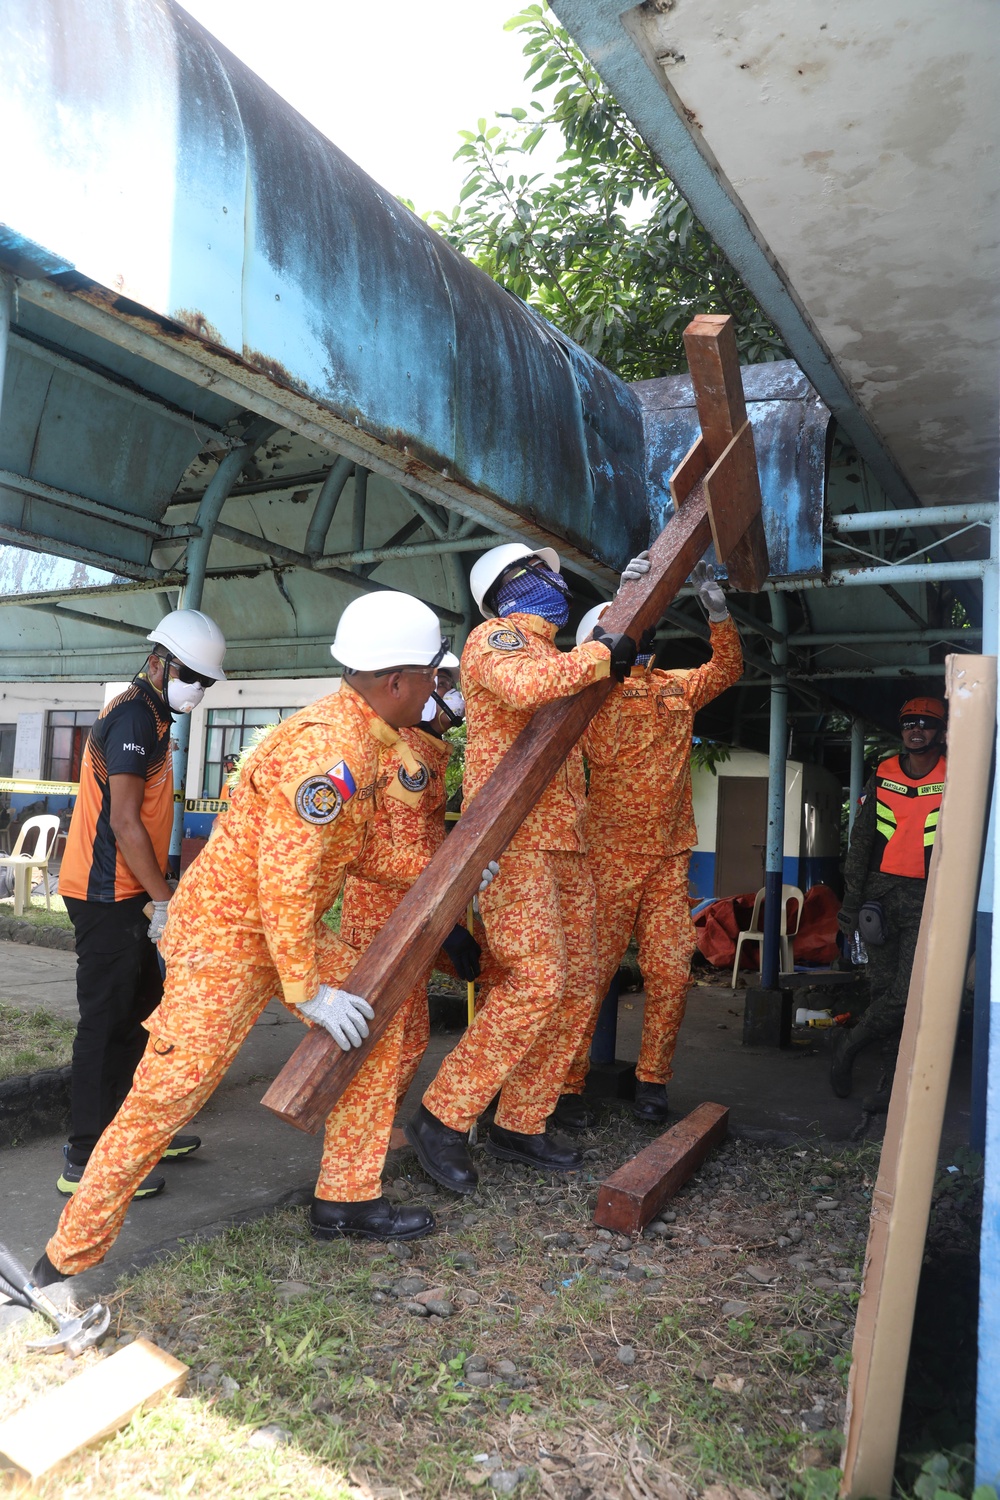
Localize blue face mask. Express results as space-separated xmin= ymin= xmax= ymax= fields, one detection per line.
xmin=494 ymin=563 xmax=570 ymax=626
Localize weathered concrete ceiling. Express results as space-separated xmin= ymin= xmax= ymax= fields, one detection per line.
xmin=553 ymin=0 xmax=999 ymax=525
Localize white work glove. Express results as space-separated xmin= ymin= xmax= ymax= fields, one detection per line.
xmin=618 ymin=550 xmax=651 ymax=590
xmin=691 ymin=560 xmax=729 ymax=622
xmin=298 ymin=985 xmax=375 ymax=1050
xmin=479 ymin=861 xmax=500 ymax=893
xmin=147 ymin=900 xmax=170 ymax=944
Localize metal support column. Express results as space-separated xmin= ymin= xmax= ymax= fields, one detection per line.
xmin=350 ymin=466 xmax=369 ymax=576
xmin=760 ymin=593 xmax=789 ymax=988
xmin=168 ymin=416 xmax=278 ymax=869
xmin=304 ymin=455 xmax=353 ymax=558
xmin=848 ymin=717 xmax=865 ymax=835
xmin=0 ymin=274 xmax=12 ymax=432
xmin=975 ymin=507 xmax=1000 ymax=1483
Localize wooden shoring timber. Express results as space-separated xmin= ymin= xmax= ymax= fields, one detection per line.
xmin=0 ymin=1338 xmax=187 ymax=1480
xmin=594 ymin=1102 xmax=730 ymax=1235
xmin=261 ymin=313 xmax=768 ymax=1133
xmin=840 ymin=655 xmax=996 ymax=1499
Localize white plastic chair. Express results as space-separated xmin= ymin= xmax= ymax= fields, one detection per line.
xmin=730 ymin=884 xmax=805 ymax=987
xmin=0 ymin=815 xmax=60 ymax=917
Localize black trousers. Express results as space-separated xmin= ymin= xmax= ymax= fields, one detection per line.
xmin=64 ymin=893 xmax=163 ymax=1163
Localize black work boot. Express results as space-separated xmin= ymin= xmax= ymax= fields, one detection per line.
xmin=310 ymin=1197 xmax=435 ymax=1242
xmin=549 ymin=1093 xmax=598 ymax=1132
xmin=486 ymin=1124 xmax=582 ymax=1173
xmin=31 ymin=1252 xmax=64 ymax=1287
xmin=631 ymin=1082 xmax=670 ymax=1124
xmin=404 ymin=1104 xmax=479 ymax=1195
xmin=829 ymin=1028 xmax=871 ymax=1099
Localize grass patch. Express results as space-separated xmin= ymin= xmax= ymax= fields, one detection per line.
xmin=0 ymin=893 xmax=72 ymax=929
xmin=0 ymin=1000 xmax=75 ymax=1081
xmin=0 ymin=1126 xmax=876 ymax=1497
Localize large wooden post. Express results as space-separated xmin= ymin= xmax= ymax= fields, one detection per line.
xmin=261 ymin=314 xmax=768 ymax=1134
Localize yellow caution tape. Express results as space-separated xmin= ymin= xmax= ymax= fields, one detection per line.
xmin=184 ymin=797 xmax=229 ymax=814
xmin=0 ymin=777 xmax=79 ymax=796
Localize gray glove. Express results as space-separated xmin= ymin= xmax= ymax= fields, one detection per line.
xmin=147 ymin=900 xmax=171 ymax=944
xmin=298 ymin=985 xmax=375 ymax=1050
xmin=479 ymin=861 xmax=500 ymax=893
xmin=618 ymin=550 xmax=650 ymax=590
xmin=691 ymin=560 xmax=729 ymax=622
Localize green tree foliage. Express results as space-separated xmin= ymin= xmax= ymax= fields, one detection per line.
xmin=429 ymin=4 xmax=786 ymax=380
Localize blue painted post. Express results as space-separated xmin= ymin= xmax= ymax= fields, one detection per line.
xmin=849 ymin=717 xmax=865 ymax=836
xmin=168 ymin=416 xmax=278 ymax=870
xmin=761 ymin=594 xmax=789 ymax=987
xmin=0 ymin=274 xmax=11 ymax=430
xmin=975 ymin=511 xmax=1000 ymax=1484
xmin=589 ymin=972 xmax=620 ymax=1067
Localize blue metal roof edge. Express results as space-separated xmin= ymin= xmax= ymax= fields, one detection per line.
xmin=549 ymin=0 xmax=920 ymax=516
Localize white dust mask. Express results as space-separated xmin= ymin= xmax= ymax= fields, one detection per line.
xmin=167 ymin=678 xmax=205 ymax=714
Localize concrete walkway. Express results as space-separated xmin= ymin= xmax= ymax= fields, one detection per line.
xmin=0 ymin=941 xmax=973 ymax=1303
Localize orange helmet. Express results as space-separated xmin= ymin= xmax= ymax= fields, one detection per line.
xmin=899 ymin=696 xmax=946 ymax=722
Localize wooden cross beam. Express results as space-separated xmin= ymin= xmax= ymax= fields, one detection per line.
xmin=261 ymin=313 xmax=769 ymax=1133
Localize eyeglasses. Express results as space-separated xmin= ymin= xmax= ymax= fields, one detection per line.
xmin=173 ymin=663 xmax=216 ymax=691
xmin=900 ymin=717 xmax=941 ymax=730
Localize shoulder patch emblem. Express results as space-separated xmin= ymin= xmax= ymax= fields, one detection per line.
xmin=397 ymin=761 xmax=430 ymax=794
xmin=487 ymin=626 xmax=526 ymax=652
xmin=294 ymin=775 xmax=343 ymax=825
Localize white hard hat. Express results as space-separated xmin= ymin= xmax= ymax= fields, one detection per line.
xmin=148 ymin=609 xmax=227 ymax=680
xmin=331 ymin=591 xmax=454 ymax=672
xmin=470 ymin=542 xmax=561 ymax=619
xmin=575 ymin=603 xmax=609 ymax=648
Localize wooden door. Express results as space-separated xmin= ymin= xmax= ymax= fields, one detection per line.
xmin=714 ymin=776 xmax=768 ymax=897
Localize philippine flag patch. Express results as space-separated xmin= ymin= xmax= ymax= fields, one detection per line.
xmin=327 ymin=759 xmax=357 ymax=801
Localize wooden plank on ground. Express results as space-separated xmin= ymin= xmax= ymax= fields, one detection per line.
xmin=841 ymin=655 xmax=996 ymax=1499
xmin=0 ymin=1337 xmax=187 ymax=1481
xmin=593 ymin=1102 xmax=730 ymax=1235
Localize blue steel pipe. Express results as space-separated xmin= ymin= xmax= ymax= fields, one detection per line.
xmin=304 ymin=455 xmax=353 ymax=559
xmin=168 ymin=415 xmax=279 ymax=868
xmin=761 ymin=593 xmax=789 ymax=989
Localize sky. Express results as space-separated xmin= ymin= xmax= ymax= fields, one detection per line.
xmin=179 ymin=0 xmax=550 ymax=217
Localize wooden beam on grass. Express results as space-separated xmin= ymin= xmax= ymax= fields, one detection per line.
xmin=593 ymin=1102 xmax=730 ymax=1235
xmin=261 ymin=314 xmax=767 ymax=1134
xmin=0 ymin=1338 xmax=187 ymax=1481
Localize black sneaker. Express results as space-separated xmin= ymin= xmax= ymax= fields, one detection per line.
xmin=57 ymin=1146 xmax=165 ymax=1199
xmin=162 ymin=1134 xmax=202 ymax=1159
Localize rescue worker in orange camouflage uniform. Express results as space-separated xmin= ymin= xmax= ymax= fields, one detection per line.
xmin=556 ymin=557 xmax=743 ymax=1128
xmin=34 ymin=594 xmax=502 ymax=1286
xmin=339 ymin=670 xmax=483 ymax=1110
xmin=405 ymin=542 xmax=638 ymax=1194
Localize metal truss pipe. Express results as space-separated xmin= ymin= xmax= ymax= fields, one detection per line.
xmin=181 ymin=415 xmax=279 ymax=613
xmin=25 ymin=602 xmax=152 ymax=638
xmin=401 ymin=488 xmax=450 ymax=539
xmin=0 ymin=466 xmax=200 ymax=540
xmin=304 ymin=455 xmax=353 ymax=558
xmin=211 ymin=521 xmax=464 ymax=624
xmin=768 ymin=559 xmax=990 ymax=590
xmin=0 ymin=275 xmax=11 ymax=435
xmin=316 ymin=534 xmax=507 ymax=567
xmin=790 ymin=627 xmax=979 ymax=645
xmin=829 ymin=503 xmax=996 ymax=532
xmin=789 ymin=663 xmax=947 ymax=681
xmin=350 ymin=467 xmax=369 ymax=576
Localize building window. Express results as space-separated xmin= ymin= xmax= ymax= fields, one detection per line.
xmin=203 ymin=707 xmax=297 ymax=797
xmin=0 ymin=724 xmax=15 ymax=780
xmin=45 ymin=710 xmax=99 ymax=783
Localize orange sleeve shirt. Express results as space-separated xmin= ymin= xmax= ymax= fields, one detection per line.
xmin=461 ymin=612 xmax=610 ymax=854
xmin=58 ymin=680 xmax=173 ymax=903
xmin=162 ymin=682 xmax=405 ymax=1008
xmin=585 ymin=615 xmax=743 ymax=855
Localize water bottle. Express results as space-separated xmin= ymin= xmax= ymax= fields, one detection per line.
xmin=850 ymin=929 xmax=868 ymax=965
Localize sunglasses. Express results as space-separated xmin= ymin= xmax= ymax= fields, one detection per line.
xmin=173 ymin=663 xmax=216 ymax=691
xmin=900 ymin=717 xmax=941 ymax=730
